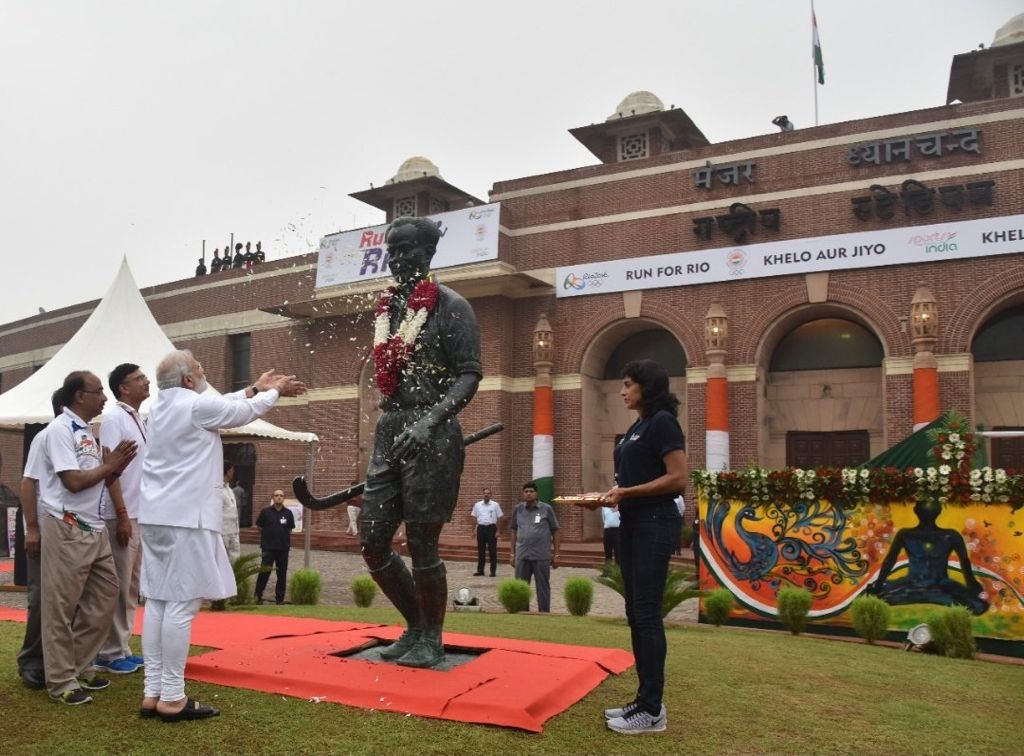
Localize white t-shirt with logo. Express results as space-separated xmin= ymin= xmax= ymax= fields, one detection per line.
xmin=38 ymin=408 xmax=107 ymax=531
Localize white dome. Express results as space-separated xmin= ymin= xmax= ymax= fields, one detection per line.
xmin=387 ymin=156 xmax=441 ymax=184
xmin=606 ymin=91 xmax=664 ymax=121
xmin=992 ymin=13 xmax=1024 ymax=47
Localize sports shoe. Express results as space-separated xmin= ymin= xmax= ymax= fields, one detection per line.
xmin=607 ymin=705 xmax=667 ymax=734
xmin=97 ymin=657 xmax=139 ymax=674
xmin=52 ymin=688 xmax=93 ymax=705
xmin=127 ymin=655 xmax=144 ymax=667
xmin=604 ymin=700 xmax=638 ymax=720
xmin=78 ymin=675 xmax=111 ymax=691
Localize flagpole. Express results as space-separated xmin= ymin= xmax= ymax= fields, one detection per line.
xmin=812 ymin=0 xmax=819 ymax=127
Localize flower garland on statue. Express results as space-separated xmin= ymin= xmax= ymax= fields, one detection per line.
xmin=372 ymin=279 xmax=439 ymax=396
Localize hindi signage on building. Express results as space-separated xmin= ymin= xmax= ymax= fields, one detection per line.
xmin=315 ymin=203 xmax=501 ymax=289
xmin=556 ymin=213 xmax=1024 ymax=298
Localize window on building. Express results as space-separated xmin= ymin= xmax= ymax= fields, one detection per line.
xmin=229 ymin=333 xmax=252 ymax=391
xmin=618 ymin=133 xmax=649 ymax=161
xmin=603 ymin=329 xmax=686 ymax=379
xmin=1010 ymin=64 xmax=1024 ymax=98
xmin=786 ymin=430 xmax=870 ymax=468
xmin=770 ymin=318 xmax=883 ymax=372
xmin=972 ymin=305 xmax=1024 ymax=362
xmin=394 ymin=196 xmax=417 ymax=217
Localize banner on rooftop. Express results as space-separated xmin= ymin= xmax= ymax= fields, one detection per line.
xmin=315 ymin=203 xmax=501 ymax=289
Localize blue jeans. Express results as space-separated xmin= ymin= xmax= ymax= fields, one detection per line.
xmin=619 ymin=504 xmax=681 ymax=714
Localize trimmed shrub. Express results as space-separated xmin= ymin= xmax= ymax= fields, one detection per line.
xmin=850 ymin=595 xmax=891 ymax=644
xmin=289 ymin=568 xmax=322 ymax=605
xmin=229 ymin=553 xmax=271 ymax=607
xmin=704 ymin=588 xmax=734 ymax=626
xmin=928 ymin=607 xmax=976 ymax=659
xmin=351 ymin=574 xmax=378 ymax=608
xmin=564 ymin=577 xmax=594 ymax=616
xmin=776 ymin=587 xmax=813 ymax=635
xmin=497 ymin=579 xmax=532 ymax=613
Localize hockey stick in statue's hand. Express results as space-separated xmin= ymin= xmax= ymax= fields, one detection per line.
xmin=292 ymin=422 xmax=505 ymax=511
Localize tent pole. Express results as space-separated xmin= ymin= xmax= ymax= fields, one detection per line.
xmin=303 ymin=440 xmax=316 ymax=568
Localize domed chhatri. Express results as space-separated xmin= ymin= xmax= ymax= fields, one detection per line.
xmin=992 ymin=13 xmax=1024 ymax=47
xmin=606 ymin=91 xmax=664 ymax=122
xmin=388 ymin=156 xmax=442 ymax=184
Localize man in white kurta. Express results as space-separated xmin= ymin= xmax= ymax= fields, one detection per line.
xmin=138 ymin=350 xmax=304 ymax=721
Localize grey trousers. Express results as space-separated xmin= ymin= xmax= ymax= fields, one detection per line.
xmin=16 ymin=551 xmax=43 ymax=677
xmin=41 ymin=515 xmax=118 ymax=696
xmin=514 ymin=558 xmax=552 ymax=613
xmin=99 ymin=517 xmax=141 ymax=660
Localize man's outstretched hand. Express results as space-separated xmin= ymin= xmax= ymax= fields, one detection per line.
xmin=254 ymin=369 xmax=307 ymax=398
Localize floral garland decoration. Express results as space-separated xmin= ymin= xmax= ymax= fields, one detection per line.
xmin=691 ymin=413 xmax=1022 ymax=510
xmin=372 ymin=279 xmax=439 ymax=396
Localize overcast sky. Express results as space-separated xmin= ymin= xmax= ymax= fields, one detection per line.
xmin=1 ymin=1 xmax=1019 ymax=324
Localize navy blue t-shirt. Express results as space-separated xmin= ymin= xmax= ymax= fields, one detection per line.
xmin=613 ymin=409 xmax=685 ymax=509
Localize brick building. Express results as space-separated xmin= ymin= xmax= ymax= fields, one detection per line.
xmin=2 ymin=17 xmax=1023 ymax=549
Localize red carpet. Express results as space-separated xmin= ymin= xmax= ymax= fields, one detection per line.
xmin=0 ymin=560 xmax=12 ymax=573
xmin=3 ymin=607 xmax=633 ymax=732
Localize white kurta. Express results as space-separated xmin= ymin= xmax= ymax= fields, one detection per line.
xmin=139 ymin=386 xmax=279 ymax=601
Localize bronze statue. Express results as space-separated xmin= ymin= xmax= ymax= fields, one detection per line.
xmin=359 ymin=216 xmax=481 ymax=668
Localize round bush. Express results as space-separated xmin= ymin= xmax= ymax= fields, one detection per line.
xmin=564 ymin=577 xmax=594 ymax=616
xmin=497 ymin=578 xmax=532 ymax=613
xmin=850 ymin=595 xmax=891 ymax=644
xmin=351 ymin=574 xmax=378 ymax=608
xmin=704 ymin=588 xmax=734 ymax=626
xmin=288 ymin=568 xmax=322 ymax=605
xmin=776 ymin=587 xmax=813 ymax=635
xmin=927 ymin=606 xmax=976 ymax=659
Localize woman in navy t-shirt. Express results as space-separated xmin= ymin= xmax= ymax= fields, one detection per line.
xmin=599 ymin=359 xmax=687 ymax=735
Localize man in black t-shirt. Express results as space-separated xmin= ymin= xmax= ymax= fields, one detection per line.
xmin=254 ymin=489 xmax=295 ymax=605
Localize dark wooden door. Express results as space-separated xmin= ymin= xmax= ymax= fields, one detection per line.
xmin=786 ymin=431 xmax=870 ymax=468
xmin=991 ymin=427 xmax=1024 ymax=472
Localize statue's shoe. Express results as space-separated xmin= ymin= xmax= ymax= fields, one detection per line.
xmin=379 ymin=630 xmax=421 ymax=660
xmin=395 ymin=639 xmax=445 ymax=669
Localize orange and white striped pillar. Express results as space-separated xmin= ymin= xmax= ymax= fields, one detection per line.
xmin=910 ymin=285 xmax=940 ymax=431
xmin=532 ymin=314 xmax=555 ymax=503
xmin=704 ymin=302 xmax=730 ymax=471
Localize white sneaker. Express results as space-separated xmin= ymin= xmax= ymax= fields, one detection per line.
xmin=604 ymin=702 xmax=665 ymax=720
xmin=607 ymin=705 xmax=667 ymax=734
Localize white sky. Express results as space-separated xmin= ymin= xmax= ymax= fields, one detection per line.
xmin=1 ymin=1 xmax=1019 ymax=324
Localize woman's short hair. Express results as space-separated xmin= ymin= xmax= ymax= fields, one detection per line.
xmin=621 ymin=359 xmax=680 ymax=418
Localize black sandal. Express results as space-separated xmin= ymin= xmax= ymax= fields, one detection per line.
xmin=139 ymin=707 xmax=158 ymax=719
xmin=159 ymin=697 xmax=221 ymax=723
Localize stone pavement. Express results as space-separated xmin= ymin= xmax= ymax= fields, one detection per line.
xmin=1 ymin=549 xmax=699 ymax=622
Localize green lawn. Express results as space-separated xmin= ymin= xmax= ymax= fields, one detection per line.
xmin=3 ymin=606 xmax=1022 ymax=755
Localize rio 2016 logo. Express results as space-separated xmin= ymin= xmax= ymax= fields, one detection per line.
xmin=563 ymin=273 xmax=586 ymax=290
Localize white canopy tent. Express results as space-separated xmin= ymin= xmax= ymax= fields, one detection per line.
xmin=0 ymin=258 xmax=316 ymax=445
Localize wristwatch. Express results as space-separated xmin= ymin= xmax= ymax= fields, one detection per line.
xmin=250 ymin=385 xmax=260 ymax=396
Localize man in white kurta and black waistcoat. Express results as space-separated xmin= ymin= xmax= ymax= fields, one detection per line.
xmin=138 ymin=350 xmax=304 ymax=722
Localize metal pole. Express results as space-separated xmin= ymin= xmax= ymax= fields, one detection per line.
xmin=303 ymin=440 xmax=316 ymax=568
xmin=812 ymin=0 xmax=820 ymax=127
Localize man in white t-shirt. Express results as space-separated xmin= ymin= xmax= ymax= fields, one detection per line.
xmin=470 ymin=488 xmax=503 ymax=577
xmin=95 ymin=362 xmax=150 ymax=675
xmin=38 ymin=371 xmax=137 ymax=705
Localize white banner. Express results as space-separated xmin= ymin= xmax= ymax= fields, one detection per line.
xmin=556 ymin=213 xmax=1024 ymax=298
xmin=315 ymin=202 xmax=501 ymax=289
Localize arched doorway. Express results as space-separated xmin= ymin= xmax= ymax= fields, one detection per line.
xmin=972 ymin=302 xmax=1024 ymax=469
xmin=580 ymin=320 xmax=687 ymax=540
xmin=762 ymin=314 xmax=884 ymax=469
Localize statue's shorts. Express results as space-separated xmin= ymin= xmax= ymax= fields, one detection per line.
xmin=361 ymin=409 xmax=464 ymax=524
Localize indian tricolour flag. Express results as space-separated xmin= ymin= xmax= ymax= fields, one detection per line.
xmin=812 ymin=4 xmax=825 ymax=85
xmin=532 ymin=384 xmax=554 ymax=505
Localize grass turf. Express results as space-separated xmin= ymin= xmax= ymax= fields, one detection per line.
xmin=3 ymin=605 xmax=1022 ymax=755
